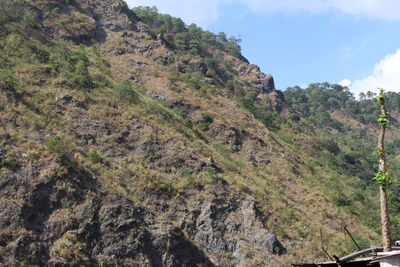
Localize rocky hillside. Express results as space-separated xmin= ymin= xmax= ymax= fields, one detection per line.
xmin=1 ymin=0 xmax=399 ymax=266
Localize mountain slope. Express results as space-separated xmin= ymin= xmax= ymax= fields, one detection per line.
xmin=1 ymin=0 xmax=399 ymax=266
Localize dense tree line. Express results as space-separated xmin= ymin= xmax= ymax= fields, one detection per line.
xmin=133 ymin=6 xmax=242 ymax=57
xmin=284 ymin=83 xmax=400 ymax=127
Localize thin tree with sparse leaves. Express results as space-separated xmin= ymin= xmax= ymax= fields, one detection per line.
xmin=374 ymin=88 xmax=391 ymax=251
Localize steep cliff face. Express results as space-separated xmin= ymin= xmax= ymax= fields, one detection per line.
xmin=0 ymin=0 xmax=289 ymax=266
xmin=0 ymin=0 xmax=383 ymax=266
xmin=0 ymin=159 xmax=285 ymax=266
xmin=30 ymin=0 xmax=138 ymax=43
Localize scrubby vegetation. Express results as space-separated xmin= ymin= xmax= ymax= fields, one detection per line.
xmin=3 ymin=0 xmax=400 ymax=265
xmin=0 ymin=0 xmax=37 ymax=36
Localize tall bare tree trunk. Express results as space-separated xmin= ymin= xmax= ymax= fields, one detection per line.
xmin=377 ymin=89 xmax=391 ymax=252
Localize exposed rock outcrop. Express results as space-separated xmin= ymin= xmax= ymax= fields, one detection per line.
xmin=36 ymin=0 xmax=139 ymax=44
xmin=210 ymin=124 xmax=271 ymax=165
xmin=257 ymin=90 xmax=296 ymax=115
xmin=238 ymin=63 xmax=275 ymax=94
xmin=0 ymin=160 xmax=284 ymax=266
xmin=178 ymin=56 xmax=208 ymax=74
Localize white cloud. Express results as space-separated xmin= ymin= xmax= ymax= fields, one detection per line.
xmin=237 ymin=0 xmax=400 ymax=20
xmin=238 ymin=0 xmax=328 ymax=14
xmin=339 ymin=79 xmax=351 ymax=87
xmin=329 ymin=0 xmax=400 ymax=21
xmin=350 ymin=49 xmax=400 ymax=97
xmin=126 ymin=0 xmax=400 ymax=28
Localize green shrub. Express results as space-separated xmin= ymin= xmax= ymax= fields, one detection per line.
xmin=114 ymin=80 xmax=140 ymax=104
xmin=30 ymin=43 xmax=50 ymax=64
xmin=332 ymin=195 xmax=352 ymax=207
xmin=315 ymin=138 xmax=340 ymax=155
xmin=67 ymin=60 xmax=91 ymax=88
xmin=46 ymin=136 xmax=63 ymax=153
xmin=288 ymin=113 xmax=301 ymax=122
xmin=239 ymin=91 xmax=280 ymax=130
xmin=46 ymin=136 xmax=70 ymax=166
xmin=50 ymin=45 xmax=94 ymax=90
xmin=0 ymin=70 xmax=17 ymax=91
xmin=0 ymin=153 xmax=16 ymax=169
xmin=86 ymin=150 xmax=103 ymax=164
xmin=203 ymin=166 xmax=218 ymax=176
xmin=0 ymin=0 xmax=37 ymax=36
xmin=65 ymin=52 xmax=93 ymax=90
xmin=63 ymin=201 xmax=73 ymax=209
xmin=157 ymin=180 xmax=175 ymax=197
xmin=168 ymin=73 xmax=179 ymax=85
xmin=205 ymin=57 xmax=218 ymax=71
xmin=59 ymin=11 xmax=96 ymax=34
xmin=183 ymin=72 xmax=202 ymax=90
xmin=178 ymin=167 xmax=194 ymax=177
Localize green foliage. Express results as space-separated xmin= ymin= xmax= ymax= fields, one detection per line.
xmin=68 ymin=59 xmax=92 ymax=89
xmin=317 ymin=138 xmax=340 ymax=155
xmin=204 ymin=57 xmax=218 ymax=70
xmin=63 ymin=201 xmax=73 ymax=209
xmin=50 ymin=7 xmax=61 ymax=16
xmin=0 ymin=70 xmax=17 ymax=91
xmin=374 ymin=171 xmax=389 ymax=187
xmin=58 ymin=11 xmax=96 ymax=34
xmin=386 ymin=139 xmax=400 ymax=155
xmin=0 ymin=0 xmax=37 ymax=36
xmin=378 ymin=114 xmax=389 ymax=129
xmin=203 ymin=166 xmax=218 ymax=176
xmin=65 ymin=49 xmax=92 ymax=89
xmin=132 ymin=6 xmax=241 ymax=57
xmin=49 ymin=44 xmax=94 ymax=90
xmin=332 ymin=195 xmax=352 ymax=207
xmin=43 ymin=43 xmax=111 ymax=90
xmin=95 ymin=263 xmax=109 ymax=267
xmin=284 ymin=83 xmax=353 ymax=130
xmin=183 ymin=72 xmax=202 ymax=90
xmin=29 ymin=43 xmax=51 ymax=64
xmin=280 ymin=83 xmax=399 ymax=236
xmin=156 ymin=180 xmax=176 ymax=197
xmin=0 ymin=152 xmax=16 ymax=169
xmin=46 ymin=136 xmax=63 ymax=154
xmin=113 ymin=80 xmax=140 ymax=104
xmin=178 ymin=167 xmax=194 ymax=177
xmin=86 ymin=150 xmax=103 ymax=164
xmin=46 ymin=136 xmax=70 ymax=166
xmin=239 ymin=91 xmax=280 ymax=130
xmin=374 ymin=88 xmax=390 ymax=189
xmin=376 ymin=88 xmax=385 ymax=105
xmin=376 ymin=88 xmax=389 ymax=128
xmin=284 ymin=83 xmax=389 ymax=126
xmin=339 ymin=151 xmax=359 ymax=165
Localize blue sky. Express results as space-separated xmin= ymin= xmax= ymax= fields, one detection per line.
xmin=126 ymin=0 xmax=400 ymax=96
